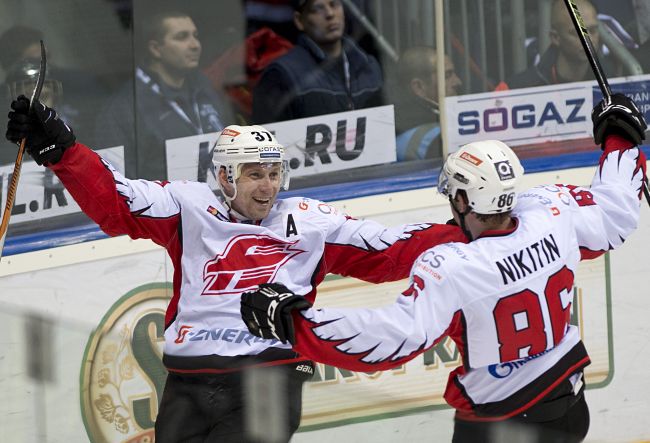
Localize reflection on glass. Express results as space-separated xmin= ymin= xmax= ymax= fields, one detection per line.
xmin=97 ymin=9 xmax=234 ymax=180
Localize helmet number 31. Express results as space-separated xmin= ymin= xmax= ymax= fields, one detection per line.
xmin=251 ymin=131 xmax=274 ymax=142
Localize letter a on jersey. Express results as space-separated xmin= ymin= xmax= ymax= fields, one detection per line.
xmin=286 ymin=213 xmax=298 ymax=237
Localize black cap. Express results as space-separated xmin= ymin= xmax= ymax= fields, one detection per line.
xmin=291 ymin=0 xmax=309 ymax=11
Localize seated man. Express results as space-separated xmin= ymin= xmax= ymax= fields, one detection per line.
xmin=252 ymin=0 xmax=384 ymax=123
xmin=504 ymin=0 xmax=617 ymax=89
xmin=392 ymin=46 xmax=462 ymax=161
xmin=96 ymin=10 xmax=232 ymax=179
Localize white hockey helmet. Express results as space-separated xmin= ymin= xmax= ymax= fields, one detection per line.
xmin=212 ymin=125 xmax=289 ymax=201
xmin=437 ymin=140 xmax=524 ymax=214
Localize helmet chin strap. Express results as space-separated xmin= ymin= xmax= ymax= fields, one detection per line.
xmin=449 ymin=196 xmax=474 ymax=241
xmin=220 ymin=187 xmax=250 ymax=222
xmin=218 ymin=165 xmax=239 ymax=203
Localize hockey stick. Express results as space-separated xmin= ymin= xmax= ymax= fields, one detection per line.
xmin=563 ymin=0 xmax=650 ymax=205
xmin=0 ymin=40 xmax=47 ymax=261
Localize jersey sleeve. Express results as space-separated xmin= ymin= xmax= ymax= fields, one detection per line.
xmin=321 ymin=206 xmax=466 ymax=282
xmin=49 ymin=142 xmax=181 ymax=247
xmin=292 ymin=250 xmax=462 ymax=372
xmin=564 ymin=135 xmax=646 ymax=258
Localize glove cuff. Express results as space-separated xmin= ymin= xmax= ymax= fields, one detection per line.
xmin=603 ymin=134 xmax=637 ymax=155
xmin=30 ymin=143 xmax=68 ymax=166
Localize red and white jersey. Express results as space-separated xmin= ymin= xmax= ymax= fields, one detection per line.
xmin=50 ymin=143 xmax=466 ymax=373
xmin=292 ymin=136 xmax=646 ymax=419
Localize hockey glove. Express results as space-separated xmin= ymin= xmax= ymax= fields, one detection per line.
xmin=6 ymin=95 xmax=75 ymax=165
xmin=241 ymin=283 xmax=312 ymax=345
xmin=592 ymin=93 xmax=647 ymax=147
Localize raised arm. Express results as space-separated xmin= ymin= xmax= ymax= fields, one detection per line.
xmin=567 ymin=94 xmax=647 ymax=258
xmin=50 ymin=144 xmax=182 ymax=246
xmin=6 ymin=96 xmax=181 ymax=247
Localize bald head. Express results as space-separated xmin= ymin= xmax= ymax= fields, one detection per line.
xmin=398 ymin=46 xmax=461 ymax=102
xmin=399 ymin=46 xmax=439 ymax=83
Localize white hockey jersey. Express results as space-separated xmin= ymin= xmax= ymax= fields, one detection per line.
xmin=292 ymin=138 xmax=646 ymax=419
xmin=50 ymin=143 xmax=466 ymax=373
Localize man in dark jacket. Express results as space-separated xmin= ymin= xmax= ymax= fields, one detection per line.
xmin=252 ymin=0 xmax=384 ymax=123
xmin=506 ymin=0 xmax=617 ymax=89
xmin=96 ymin=10 xmax=232 ymax=179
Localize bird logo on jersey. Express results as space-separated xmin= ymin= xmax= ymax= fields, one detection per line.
xmin=202 ymin=234 xmax=305 ymax=295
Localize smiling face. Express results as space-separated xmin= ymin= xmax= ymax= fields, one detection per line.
xmin=221 ymin=163 xmax=283 ymax=221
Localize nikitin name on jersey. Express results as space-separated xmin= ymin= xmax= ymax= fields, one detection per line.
xmin=496 ymin=233 xmax=560 ymax=285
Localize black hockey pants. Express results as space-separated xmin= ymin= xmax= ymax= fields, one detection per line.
xmin=154 ymin=361 xmax=313 ymax=443
xmin=452 ymin=375 xmax=589 ymax=443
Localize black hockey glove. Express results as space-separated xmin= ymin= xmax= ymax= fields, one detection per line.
xmin=241 ymin=283 xmax=312 ymax=345
xmin=6 ymin=95 xmax=75 ymax=165
xmin=592 ymin=93 xmax=647 ymax=147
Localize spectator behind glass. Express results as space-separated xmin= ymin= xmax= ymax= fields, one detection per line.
xmin=1 ymin=57 xmax=61 ymax=166
xmin=503 ymin=0 xmax=617 ymax=89
xmin=96 ymin=10 xmax=232 ymax=180
xmin=252 ymin=0 xmax=384 ymax=123
xmin=0 ymin=25 xmax=106 ymax=153
xmin=393 ymin=46 xmax=461 ymax=162
xmin=1 ymin=58 xmax=69 ymax=204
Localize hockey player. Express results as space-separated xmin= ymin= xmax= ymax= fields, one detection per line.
xmin=241 ymin=94 xmax=648 ymax=442
xmin=5 ymin=98 xmax=466 ymax=442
